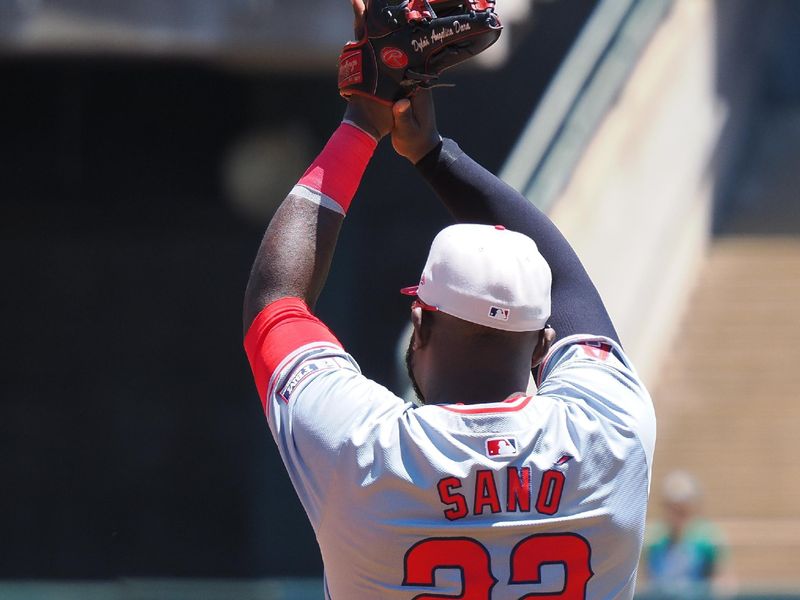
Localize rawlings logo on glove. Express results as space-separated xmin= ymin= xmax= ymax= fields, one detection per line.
xmin=339 ymin=0 xmax=503 ymax=105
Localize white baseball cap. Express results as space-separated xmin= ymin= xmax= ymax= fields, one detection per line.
xmin=401 ymin=224 xmax=552 ymax=332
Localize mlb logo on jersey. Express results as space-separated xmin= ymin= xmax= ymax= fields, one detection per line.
xmin=486 ymin=437 xmax=518 ymax=457
xmin=488 ymin=306 xmax=510 ymax=322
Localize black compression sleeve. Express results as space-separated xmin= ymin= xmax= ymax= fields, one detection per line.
xmin=416 ymin=138 xmax=620 ymax=344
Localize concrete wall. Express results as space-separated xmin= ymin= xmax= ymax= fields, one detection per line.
xmin=546 ymin=0 xmax=762 ymax=385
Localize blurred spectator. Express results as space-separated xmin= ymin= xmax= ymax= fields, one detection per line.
xmin=642 ymin=470 xmax=733 ymax=598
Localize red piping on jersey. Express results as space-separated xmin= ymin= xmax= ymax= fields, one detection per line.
xmin=536 ymin=335 xmax=619 ymax=388
xmin=438 ymin=394 xmax=532 ymax=414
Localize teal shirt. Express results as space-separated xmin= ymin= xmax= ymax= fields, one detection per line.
xmin=644 ymin=520 xmax=726 ymax=596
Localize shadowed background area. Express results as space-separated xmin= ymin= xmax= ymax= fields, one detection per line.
xmin=0 ymin=0 xmax=599 ymax=579
xmin=2 ymin=0 xmax=800 ymax=597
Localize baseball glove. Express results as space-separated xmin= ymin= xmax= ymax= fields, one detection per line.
xmin=338 ymin=0 xmax=503 ymax=105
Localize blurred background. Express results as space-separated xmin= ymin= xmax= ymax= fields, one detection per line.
xmin=0 ymin=0 xmax=798 ymax=598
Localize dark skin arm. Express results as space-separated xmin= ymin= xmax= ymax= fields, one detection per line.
xmin=243 ymin=1 xmax=395 ymax=332
xmin=242 ymin=101 xmax=394 ymax=333
xmin=242 ymin=197 xmax=343 ymax=330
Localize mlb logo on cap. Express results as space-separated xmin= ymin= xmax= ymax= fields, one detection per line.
xmin=400 ymin=224 xmax=552 ymax=332
xmin=488 ymin=306 xmax=510 ymax=322
xmin=486 ymin=437 xmax=518 ymax=457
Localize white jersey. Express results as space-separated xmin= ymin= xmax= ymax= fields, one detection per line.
xmin=247 ymin=301 xmax=656 ymax=600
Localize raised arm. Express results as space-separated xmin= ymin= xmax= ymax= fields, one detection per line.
xmin=391 ymin=92 xmax=619 ymax=344
xmin=242 ymin=99 xmax=392 ymax=332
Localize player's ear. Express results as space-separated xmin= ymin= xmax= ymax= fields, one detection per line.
xmin=531 ymin=326 xmax=555 ymax=368
xmin=410 ymin=306 xmax=432 ymax=350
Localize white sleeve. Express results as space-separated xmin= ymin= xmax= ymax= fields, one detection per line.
xmin=536 ymin=335 xmax=656 ymax=470
xmin=266 ymin=343 xmax=409 ymax=528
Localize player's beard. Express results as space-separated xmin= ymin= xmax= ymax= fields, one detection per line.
xmin=405 ymin=335 xmax=426 ymax=405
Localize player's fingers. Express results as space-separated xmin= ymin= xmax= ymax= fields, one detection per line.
xmin=411 ymin=87 xmax=433 ymax=104
xmin=392 ymin=99 xmax=418 ymax=130
xmin=410 ymin=88 xmax=435 ymax=124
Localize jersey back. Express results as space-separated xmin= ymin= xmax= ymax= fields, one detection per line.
xmin=245 ymin=300 xmax=656 ymax=600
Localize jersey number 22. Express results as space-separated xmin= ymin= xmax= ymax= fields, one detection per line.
xmin=403 ymin=533 xmax=592 ymax=599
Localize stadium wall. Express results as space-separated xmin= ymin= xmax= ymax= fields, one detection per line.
xmin=539 ymin=0 xmax=765 ymax=385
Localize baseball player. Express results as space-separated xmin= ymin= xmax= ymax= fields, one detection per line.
xmin=244 ymin=2 xmax=655 ymax=598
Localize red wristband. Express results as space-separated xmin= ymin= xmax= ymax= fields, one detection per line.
xmin=294 ymin=122 xmax=378 ymax=215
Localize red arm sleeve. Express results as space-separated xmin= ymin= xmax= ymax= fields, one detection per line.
xmin=244 ymin=297 xmax=343 ymax=407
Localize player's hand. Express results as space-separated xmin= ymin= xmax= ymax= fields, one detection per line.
xmin=342 ymin=0 xmax=394 ymax=141
xmin=344 ymin=97 xmax=394 ymax=141
xmin=391 ymin=89 xmax=442 ymax=164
